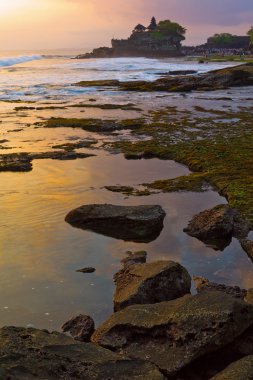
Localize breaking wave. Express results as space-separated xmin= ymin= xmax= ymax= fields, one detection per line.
xmin=0 ymin=55 xmax=42 ymax=67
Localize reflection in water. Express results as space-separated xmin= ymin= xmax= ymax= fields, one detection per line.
xmin=0 ymin=153 xmax=252 ymax=330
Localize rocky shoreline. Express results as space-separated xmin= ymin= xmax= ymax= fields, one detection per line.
xmin=1 ymin=251 xmax=253 ymax=379
xmin=0 ymin=63 xmax=253 ymax=379
xmin=75 ymin=63 xmax=253 ymax=92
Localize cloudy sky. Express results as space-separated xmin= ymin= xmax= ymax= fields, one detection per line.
xmin=0 ymin=0 xmax=252 ymax=50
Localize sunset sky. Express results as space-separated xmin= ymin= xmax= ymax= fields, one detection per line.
xmin=0 ymin=0 xmax=252 ymax=50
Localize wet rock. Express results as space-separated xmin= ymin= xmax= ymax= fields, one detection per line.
xmin=184 ymin=204 xmax=249 ymax=250
xmin=31 ymin=151 xmax=95 ymax=161
xmin=193 ymin=276 xmax=247 ymax=299
xmin=210 ymin=355 xmax=253 ymax=380
xmin=65 ymin=204 xmax=166 ymax=243
xmin=0 ymin=153 xmax=32 ymax=172
xmin=62 ymin=314 xmax=95 ymax=342
xmin=92 ymin=291 xmax=253 ymax=376
xmin=0 ymin=326 xmax=164 ymax=380
xmin=76 ymin=267 xmax=96 ymax=273
xmin=74 ymin=64 xmax=253 ymax=93
xmin=120 ymin=250 xmax=147 ymax=267
xmin=0 ymin=151 xmax=95 ymax=172
xmin=245 ymin=289 xmax=253 ymax=305
xmin=240 ymin=239 xmax=253 ymax=261
xmin=114 ymin=260 xmax=191 ymax=311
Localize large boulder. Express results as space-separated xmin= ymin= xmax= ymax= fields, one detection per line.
xmin=114 ymin=260 xmax=191 ymax=311
xmin=92 ymin=291 xmax=253 ymax=376
xmin=184 ymin=204 xmax=249 ymax=250
xmin=62 ymin=314 xmax=95 ymax=342
xmin=0 ymin=326 xmax=164 ymax=379
xmin=210 ymin=355 xmax=253 ymax=380
xmin=65 ymin=204 xmax=166 ymax=243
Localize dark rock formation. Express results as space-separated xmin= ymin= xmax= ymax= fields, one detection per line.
xmin=193 ymin=276 xmax=247 ymax=299
xmin=184 ymin=204 xmax=249 ymax=250
xmin=76 ymin=47 xmax=114 ymax=59
xmin=0 ymin=153 xmax=32 ymax=172
xmin=0 ymin=326 xmax=164 ymax=379
xmin=76 ymin=267 xmax=96 ymax=273
xmin=210 ymin=355 xmax=253 ymax=380
xmin=65 ymin=204 xmax=166 ymax=243
xmin=240 ymin=239 xmax=253 ymax=261
xmin=113 ymin=260 xmax=191 ymax=311
xmin=0 ymin=151 xmax=95 ymax=172
xmin=76 ymin=17 xmax=185 ymax=59
xmin=62 ymin=314 xmax=95 ymax=342
xmin=92 ymin=291 xmax=253 ymax=376
xmin=74 ymin=63 xmax=253 ymax=93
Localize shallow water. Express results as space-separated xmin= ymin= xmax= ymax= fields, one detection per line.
xmin=0 ymin=153 xmax=252 ymax=330
xmin=0 ymin=54 xmax=252 ymax=331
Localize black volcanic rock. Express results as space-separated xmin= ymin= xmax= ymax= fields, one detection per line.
xmin=184 ymin=204 xmax=249 ymax=250
xmin=0 ymin=326 xmax=164 ymax=379
xmin=65 ymin=204 xmax=166 ymax=243
xmin=62 ymin=314 xmax=95 ymax=342
xmin=113 ymin=260 xmax=191 ymax=311
xmin=92 ymin=291 xmax=253 ymax=377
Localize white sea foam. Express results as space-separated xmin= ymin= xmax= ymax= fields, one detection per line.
xmin=0 ymin=55 xmax=237 ymax=101
xmin=0 ymin=55 xmax=42 ymax=67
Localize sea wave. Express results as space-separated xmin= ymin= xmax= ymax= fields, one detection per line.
xmin=0 ymin=55 xmax=42 ymax=68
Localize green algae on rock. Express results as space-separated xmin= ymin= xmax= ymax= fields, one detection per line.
xmin=74 ymin=63 xmax=253 ymax=93
xmin=107 ymin=103 xmax=253 ymax=227
xmin=43 ymin=117 xmax=146 ymax=132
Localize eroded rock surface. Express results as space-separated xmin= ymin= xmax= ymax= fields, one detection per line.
xmin=210 ymin=355 xmax=253 ymax=380
xmin=65 ymin=204 xmax=166 ymax=243
xmin=92 ymin=291 xmax=253 ymax=376
xmin=114 ymin=260 xmax=191 ymax=311
xmin=184 ymin=204 xmax=249 ymax=250
xmin=62 ymin=314 xmax=95 ymax=342
xmin=241 ymin=239 xmax=253 ymax=261
xmin=0 ymin=326 xmax=164 ymax=380
xmin=193 ymin=276 xmax=247 ymax=299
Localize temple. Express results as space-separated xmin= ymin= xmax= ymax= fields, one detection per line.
xmin=76 ymin=17 xmax=185 ymax=59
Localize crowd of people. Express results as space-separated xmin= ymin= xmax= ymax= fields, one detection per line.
xmin=182 ymin=45 xmax=252 ymax=57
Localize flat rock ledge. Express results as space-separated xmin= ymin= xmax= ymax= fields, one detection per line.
xmin=92 ymin=291 xmax=253 ymax=377
xmin=65 ymin=204 xmax=166 ymax=243
xmin=210 ymin=355 xmax=253 ymax=380
xmin=184 ymin=204 xmax=249 ymax=250
xmin=0 ymin=326 xmax=164 ymax=380
xmin=193 ymin=276 xmax=247 ymax=299
xmin=114 ymin=259 xmax=191 ymax=311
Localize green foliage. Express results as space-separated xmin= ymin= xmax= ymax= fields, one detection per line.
xmin=157 ymin=20 xmax=186 ymax=38
xmin=247 ymin=26 xmax=253 ymax=44
xmin=150 ymin=31 xmax=164 ymax=40
xmin=210 ymin=33 xmax=233 ymax=45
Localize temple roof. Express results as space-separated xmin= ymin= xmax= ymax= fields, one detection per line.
xmin=147 ymin=17 xmax=157 ymax=30
xmin=134 ymin=24 xmax=146 ymax=31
